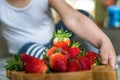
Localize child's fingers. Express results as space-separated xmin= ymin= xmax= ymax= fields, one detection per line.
xmin=101 ymin=52 xmax=109 ymax=65
xmin=108 ymin=53 xmax=117 ymax=69
xmin=99 ymin=47 xmax=109 ymax=65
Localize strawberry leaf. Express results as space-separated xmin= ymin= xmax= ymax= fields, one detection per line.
xmin=4 ymin=55 xmax=23 ymax=71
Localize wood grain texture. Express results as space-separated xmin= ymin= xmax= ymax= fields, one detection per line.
xmin=6 ymin=65 xmax=118 ymax=80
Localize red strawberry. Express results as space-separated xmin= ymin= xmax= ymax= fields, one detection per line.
xmin=86 ymin=51 xmax=99 ymax=62
xmin=20 ymin=54 xmax=48 ymax=73
xmin=46 ymin=46 xmax=58 ymax=57
xmin=64 ymin=52 xmax=70 ymax=61
xmin=86 ymin=51 xmax=101 ymax=65
xmin=89 ymin=60 xmax=94 ymax=66
xmin=78 ymin=56 xmax=91 ymax=70
xmin=49 ymin=53 xmax=67 ymax=72
xmin=54 ymin=41 xmax=69 ymax=52
xmin=69 ymin=41 xmax=80 ymax=59
xmin=53 ymin=29 xmax=71 ymax=46
xmin=67 ymin=59 xmax=82 ymax=72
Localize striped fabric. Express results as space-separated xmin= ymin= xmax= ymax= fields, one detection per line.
xmin=19 ymin=42 xmax=46 ymax=59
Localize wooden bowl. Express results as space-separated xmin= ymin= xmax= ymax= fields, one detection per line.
xmin=6 ymin=65 xmax=118 ymax=80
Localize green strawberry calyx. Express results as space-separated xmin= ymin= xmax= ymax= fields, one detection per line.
xmin=4 ymin=55 xmax=23 ymax=71
xmin=70 ymin=41 xmax=81 ymax=48
xmin=53 ymin=28 xmax=72 ymax=41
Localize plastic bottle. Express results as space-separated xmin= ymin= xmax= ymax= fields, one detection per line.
xmin=107 ymin=6 xmax=120 ymax=28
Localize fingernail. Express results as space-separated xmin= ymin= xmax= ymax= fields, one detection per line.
xmin=102 ymin=61 xmax=107 ymax=64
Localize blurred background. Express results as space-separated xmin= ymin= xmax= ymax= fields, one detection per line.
xmin=52 ymin=0 xmax=120 ymax=27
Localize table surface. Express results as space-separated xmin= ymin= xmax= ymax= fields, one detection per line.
xmin=0 ymin=56 xmax=120 ymax=80
xmin=0 ymin=57 xmax=10 ymax=80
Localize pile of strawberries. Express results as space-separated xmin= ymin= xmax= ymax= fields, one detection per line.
xmin=5 ymin=29 xmax=102 ymax=73
xmin=43 ymin=29 xmax=101 ymax=72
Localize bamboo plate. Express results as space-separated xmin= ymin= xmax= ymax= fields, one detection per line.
xmin=6 ymin=65 xmax=118 ymax=80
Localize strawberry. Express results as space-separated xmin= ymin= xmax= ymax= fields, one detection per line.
xmin=53 ymin=28 xmax=72 ymax=46
xmin=46 ymin=46 xmax=58 ymax=57
xmin=67 ymin=59 xmax=82 ymax=72
xmin=20 ymin=54 xmax=48 ymax=73
xmin=64 ymin=52 xmax=70 ymax=61
xmin=54 ymin=41 xmax=69 ymax=52
xmin=54 ymin=39 xmax=70 ymax=48
xmin=69 ymin=41 xmax=80 ymax=59
xmin=86 ymin=51 xmax=101 ymax=65
xmin=86 ymin=51 xmax=99 ymax=62
xmin=89 ymin=60 xmax=94 ymax=66
xmin=49 ymin=53 xmax=67 ymax=72
xmin=46 ymin=46 xmax=67 ymax=57
xmin=78 ymin=56 xmax=91 ymax=70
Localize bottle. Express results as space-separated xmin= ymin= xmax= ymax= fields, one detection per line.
xmin=107 ymin=5 xmax=120 ymax=28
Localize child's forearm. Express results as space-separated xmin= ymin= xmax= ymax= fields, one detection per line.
xmin=64 ymin=12 xmax=107 ymax=48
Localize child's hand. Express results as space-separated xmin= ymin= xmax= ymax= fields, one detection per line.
xmin=99 ymin=38 xmax=117 ymax=69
